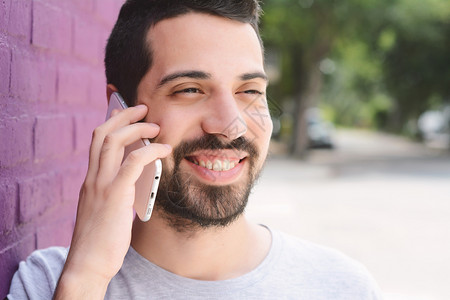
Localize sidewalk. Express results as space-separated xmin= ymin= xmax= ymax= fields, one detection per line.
xmin=247 ymin=130 xmax=450 ymax=300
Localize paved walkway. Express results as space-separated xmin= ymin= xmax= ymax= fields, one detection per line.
xmin=246 ymin=129 xmax=450 ymax=300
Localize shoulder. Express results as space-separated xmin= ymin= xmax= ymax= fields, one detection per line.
xmin=16 ymin=246 xmax=68 ymax=277
xmin=269 ymin=229 xmax=383 ymax=299
xmin=273 ymin=229 xmax=365 ymax=271
xmin=276 ymin=230 xmax=363 ymax=270
xmin=7 ymin=247 xmax=68 ymax=300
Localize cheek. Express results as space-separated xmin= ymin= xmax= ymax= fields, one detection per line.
xmin=258 ymin=119 xmax=273 ymax=156
xmin=147 ymin=108 xmax=202 ymax=146
xmin=244 ymin=107 xmax=273 ymax=147
xmin=253 ymin=119 xmax=272 ymax=170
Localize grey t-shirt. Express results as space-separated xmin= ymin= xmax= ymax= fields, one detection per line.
xmin=8 ymin=228 xmax=383 ymax=299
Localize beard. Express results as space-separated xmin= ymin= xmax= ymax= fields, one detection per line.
xmin=154 ymin=134 xmax=263 ymax=233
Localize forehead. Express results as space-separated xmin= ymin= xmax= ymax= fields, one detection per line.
xmin=145 ymin=12 xmax=264 ymax=82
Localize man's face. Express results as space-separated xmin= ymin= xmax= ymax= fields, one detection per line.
xmin=136 ymin=13 xmax=272 ymax=231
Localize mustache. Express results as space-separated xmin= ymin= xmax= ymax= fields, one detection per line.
xmin=172 ymin=135 xmax=259 ymax=165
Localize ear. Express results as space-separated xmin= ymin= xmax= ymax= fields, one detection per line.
xmin=106 ymin=84 xmax=119 ymax=104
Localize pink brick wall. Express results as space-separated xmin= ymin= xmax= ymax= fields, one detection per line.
xmin=0 ymin=0 xmax=124 ymax=297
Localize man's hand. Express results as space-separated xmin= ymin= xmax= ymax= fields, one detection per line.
xmin=54 ymin=105 xmax=172 ymax=299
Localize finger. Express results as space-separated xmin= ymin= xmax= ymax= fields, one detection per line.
xmin=96 ymin=122 xmax=161 ymax=186
xmin=110 ymin=108 xmax=121 ymax=118
xmin=85 ymin=105 xmax=148 ymax=183
xmin=110 ymin=144 xmax=172 ymax=199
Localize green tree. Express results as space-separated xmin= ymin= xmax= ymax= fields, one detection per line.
xmin=262 ymin=0 xmax=389 ymax=156
xmin=381 ymin=0 xmax=450 ymax=132
xmin=262 ymin=0 xmax=450 ymax=153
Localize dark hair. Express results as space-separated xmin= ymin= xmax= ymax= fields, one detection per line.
xmin=104 ymin=0 xmax=263 ymax=106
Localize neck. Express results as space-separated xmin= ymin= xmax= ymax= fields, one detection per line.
xmin=130 ymin=212 xmax=271 ymax=281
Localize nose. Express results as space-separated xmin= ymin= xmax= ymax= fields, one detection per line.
xmin=201 ymin=91 xmax=247 ymax=140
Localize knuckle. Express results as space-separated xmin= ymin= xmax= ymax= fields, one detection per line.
xmin=82 ymin=178 xmax=98 ymax=193
xmin=79 ymin=182 xmax=88 ymax=198
xmin=92 ymin=126 xmax=105 ymax=140
xmin=102 ymin=133 xmax=116 ymax=146
xmin=118 ymin=166 xmax=134 ymax=180
xmin=126 ymin=150 xmax=141 ymax=164
xmin=92 ymin=179 xmax=109 ymax=198
xmin=81 ymin=179 xmax=91 ymax=190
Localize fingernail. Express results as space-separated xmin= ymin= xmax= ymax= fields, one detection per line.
xmin=136 ymin=104 xmax=147 ymax=109
xmin=164 ymin=144 xmax=172 ymax=150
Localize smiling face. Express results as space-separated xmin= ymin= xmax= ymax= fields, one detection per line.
xmin=136 ymin=12 xmax=272 ymax=231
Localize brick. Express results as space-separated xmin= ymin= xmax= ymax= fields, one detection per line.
xmin=88 ymin=70 xmax=108 ymax=109
xmin=32 ymin=1 xmax=71 ymax=53
xmin=74 ymin=112 xmax=103 ymax=153
xmin=10 ymin=50 xmax=57 ymax=102
xmin=0 ymin=0 xmax=10 ymax=33
xmin=94 ymin=0 xmax=123 ymax=28
xmin=36 ymin=219 xmax=72 ymax=248
xmin=0 ymin=116 xmax=34 ymax=168
xmin=18 ymin=172 xmax=61 ymax=223
xmin=0 ymin=235 xmax=35 ymax=297
xmin=97 ymin=27 xmax=110 ymax=66
xmin=75 ymin=0 xmax=94 ymax=12
xmin=8 ymin=0 xmax=32 ymax=40
xmin=34 ymin=114 xmax=73 ymax=161
xmin=57 ymin=63 xmax=90 ymax=104
xmin=0 ymin=180 xmax=17 ymax=233
xmin=73 ymin=16 xmax=99 ymax=64
xmin=0 ymin=44 xmax=11 ymax=96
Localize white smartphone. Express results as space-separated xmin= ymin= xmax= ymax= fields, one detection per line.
xmin=105 ymin=92 xmax=162 ymax=222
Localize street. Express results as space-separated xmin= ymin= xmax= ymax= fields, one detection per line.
xmin=246 ymin=129 xmax=450 ymax=300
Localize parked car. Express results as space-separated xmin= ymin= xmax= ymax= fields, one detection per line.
xmin=417 ymin=106 xmax=450 ymax=149
xmin=306 ymin=108 xmax=335 ymax=149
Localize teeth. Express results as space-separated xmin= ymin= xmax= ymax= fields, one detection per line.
xmin=196 ymin=159 xmax=239 ymax=171
xmin=213 ymin=160 xmax=222 ymax=171
xmin=223 ymin=160 xmax=230 ymax=171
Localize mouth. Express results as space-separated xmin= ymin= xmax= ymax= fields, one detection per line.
xmin=185 ymin=156 xmax=245 ymax=171
xmin=182 ymin=151 xmax=248 ymax=183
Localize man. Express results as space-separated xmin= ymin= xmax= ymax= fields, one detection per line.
xmin=8 ymin=0 xmax=382 ymax=299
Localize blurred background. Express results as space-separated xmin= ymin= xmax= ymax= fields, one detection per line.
xmin=247 ymin=0 xmax=450 ymax=299
xmin=1 ymin=0 xmax=449 ymax=299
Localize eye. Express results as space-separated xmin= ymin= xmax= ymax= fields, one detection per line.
xmin=243 ymin=89 xmax=263 ymax=95
xmin=173 ymin=87 xmax=203 ymax=94
xmin=236 ymin=89 xmax=265 ymax=97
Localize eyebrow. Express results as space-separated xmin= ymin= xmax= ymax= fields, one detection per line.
xmin=240 ymin=72 xmax=268 ymax=82
xmin=156 ymin=70 xmax=269 ymax=89
xmin=157 ymin=71 xmax=211 ymax=88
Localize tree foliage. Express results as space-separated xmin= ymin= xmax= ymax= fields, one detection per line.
xmin=261 ymin=0 xmax=450 ymax=152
